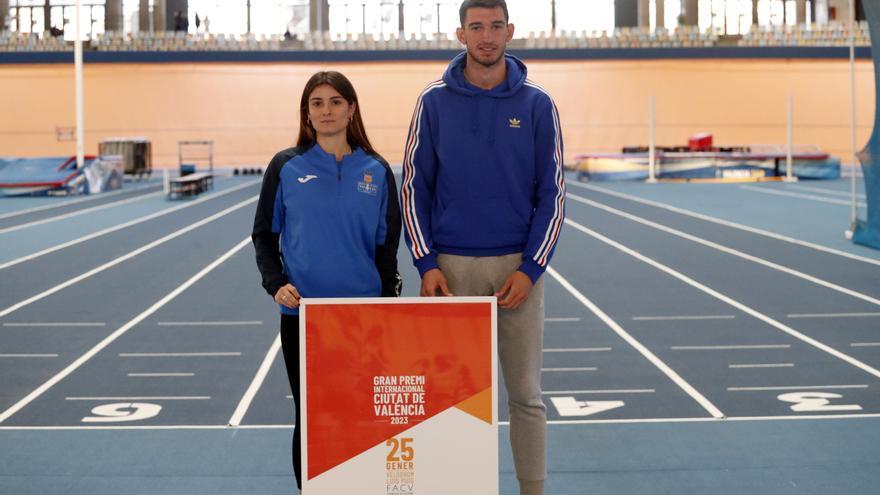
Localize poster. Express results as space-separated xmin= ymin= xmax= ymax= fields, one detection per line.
xmin=300 ymin=297 xmax=498 ymax=494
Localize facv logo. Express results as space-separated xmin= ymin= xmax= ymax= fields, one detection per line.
xmin=298 ymin=175 xmax=318 ymax=183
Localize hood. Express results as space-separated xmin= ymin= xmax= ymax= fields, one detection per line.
xmin=442 ymin=52 xmax=528 ymax=98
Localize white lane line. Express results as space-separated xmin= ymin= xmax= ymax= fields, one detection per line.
xmin=127 ymin=373 xmax=195 ymax=377
xmin=0 ymin=196 xmax=258 ymax=319
xmin=851 ymin=343 xmax=880 ymax=347
xmin=547 ymin=266 xmax=725 ymax=418
xmin=119 ymin=352 xmax=241 ymax=357
xmin=567 ymin=192 xmax=880 ymax=308
xmin=739 ymin=185 xmax=867 ymax=208
xmin=2 ymin=322 xmax=106 ymax=327
xmin=632 ymin=315 xmax=736 ymax=321
xmin=783 ymin=184 xmax=866 ymax=200
xmin=7 ymin=413 xmax=880 ymax=429
xmin=787 ymin=312 xmax=880 ymax=318
xmin=545 ymin=413 xmax=880 ymax=425
xmin=672 ymin=345 xmax=791 ymax=350
xmin=564 ymin=218 xmax=880 ymax=380
xmin=0 ymin=183 xmax=161 ymax=221
xmin=65 ymin=396 xmax=210 ymax=400
xmin=0 ymin=354 xmax=58 ymax=358
xmin=541 ymin=367 xmax=597 ymax=372
xmin=229 ymin=333 xmax=283 ymax=426
xmin=728 ymin=385 xmax=869 ymax=392
xmin=543 ymin=347 xmax=612 ymax=353
xmin=542 ymin=389 xmax=656 ymax=395
xmin=729 ymin=363 xmax=794 ymax=369
xmin=568 ymin=181 xmax=880 ymax=267
xmin=0 ymin=179 xmax=260 ymax=271
xmin=545 ymin=317 xmax=581 ymax=322
xmin=0 ymin=191 xmax=164 ymax=235
xmin=0 ymin=236 xmax=251 ymax=424
xmin=157 ymin=321 xmax=263 ymax=326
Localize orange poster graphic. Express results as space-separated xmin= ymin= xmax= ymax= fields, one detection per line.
xmin=300 ymin=297 xmax=497 ymax=494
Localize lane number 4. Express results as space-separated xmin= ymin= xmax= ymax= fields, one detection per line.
xmin=550 ymin=397 xmax=625 ymax=417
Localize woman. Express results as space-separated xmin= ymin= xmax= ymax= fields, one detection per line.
xmin=251 ymin=71 xmax=402 ymax=490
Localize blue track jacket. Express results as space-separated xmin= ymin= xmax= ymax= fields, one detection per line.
xmin=252 ymin=144 xmax=401 ymax=315
xmin=401 ymin=53 xmax=565 ymax=283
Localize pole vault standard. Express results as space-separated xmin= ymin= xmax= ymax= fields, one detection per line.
xmin=646 ymin=95 xmax=657 ymax=183
xmin=784 ymin=95 xmax=797 ymax=183
xmin=74 ymin=0 xmax=84 ymax=169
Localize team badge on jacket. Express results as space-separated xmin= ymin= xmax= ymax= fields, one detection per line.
xmin=358 ymin=171 xmax=378 ymax=195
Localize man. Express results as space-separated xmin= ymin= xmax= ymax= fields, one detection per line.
xmin=401 ymin=1 xmax=564 ymax=494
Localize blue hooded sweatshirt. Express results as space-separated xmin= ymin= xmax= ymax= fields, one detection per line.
xmin=401 ymin=53 xmax=565 ymax=283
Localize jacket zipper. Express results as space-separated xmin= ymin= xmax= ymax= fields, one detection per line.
xmin=336 ymin=159 xmax=343 ymax=196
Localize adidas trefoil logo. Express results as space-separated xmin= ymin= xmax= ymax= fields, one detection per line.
xmin=509 ymin=118 xmax=521 ymax=129
xmin=298 ymin=175 xmax=318 ymax=183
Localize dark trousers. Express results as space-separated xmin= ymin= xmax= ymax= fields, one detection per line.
xmin=280 ymin=314 xmax=302 ymax=489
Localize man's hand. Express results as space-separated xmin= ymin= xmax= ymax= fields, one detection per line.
xmin=494 ymin=271 xmax=533 ymax=310
xmin=274 ymin=284 xmax=301 ymax=309
xmin=420 ymin=268 xmax=453 ymax=297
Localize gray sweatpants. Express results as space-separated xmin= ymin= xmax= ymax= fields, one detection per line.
xmin=438 ymin=253 xmax=547 ymax=494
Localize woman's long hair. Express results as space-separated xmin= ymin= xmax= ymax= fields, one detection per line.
xmin=296 ymin=71 xmax=375 ymax=155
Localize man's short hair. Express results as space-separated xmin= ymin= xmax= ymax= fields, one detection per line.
xmin=459 ymin=0 xmax=509 ymax=27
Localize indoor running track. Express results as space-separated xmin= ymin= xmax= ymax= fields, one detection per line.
xmin=0 ymin=173 xmax=878 ymax=494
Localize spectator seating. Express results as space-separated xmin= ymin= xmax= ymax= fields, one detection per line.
xmin=300 ymin=31 xmax=459 ymax=51
xmin=523 ymin=25 xmax=720 ymax=49
xmin=91 ymin=31 xmax=282 ymax=51
xmin=0 ymin=31 xmax=70 ymax=52
xmin=0 ymin=23 xmax=871 ymax=53
xmin=738 ymin=21 xmax=870 ymax=47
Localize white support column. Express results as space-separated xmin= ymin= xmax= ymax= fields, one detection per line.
xmin=657 ymin=0 xmax=665 ymax=29
xmin=815 ymin=0 xmax=829 ymax=25
xmin=74 ymin=0 xmax=84 ymax=170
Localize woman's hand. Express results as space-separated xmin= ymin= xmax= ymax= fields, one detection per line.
xmin=274 ymin=284 xmax=301 ymax=309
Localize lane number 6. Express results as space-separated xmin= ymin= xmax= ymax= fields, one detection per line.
xmin=81 ymin=402 xmax=162 ymax=423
